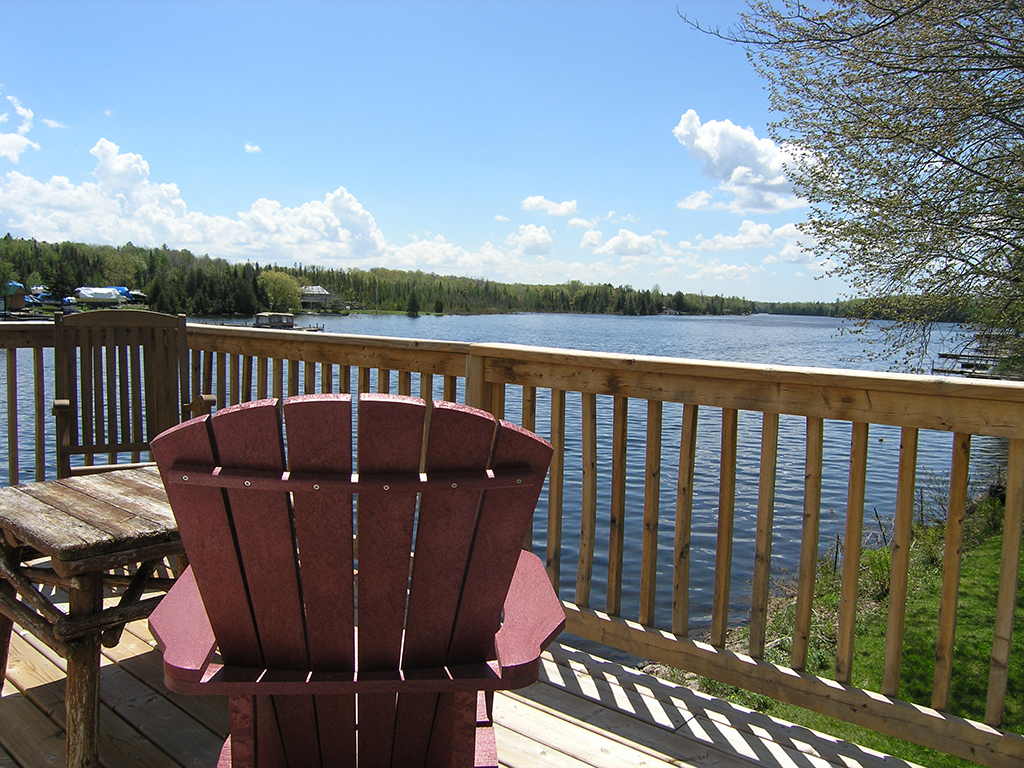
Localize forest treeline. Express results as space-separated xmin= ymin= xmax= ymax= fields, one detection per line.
xmin=1 ymin=234 xmax=871 ymax=318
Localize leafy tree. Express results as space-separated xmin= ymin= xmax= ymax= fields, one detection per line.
xmin=45 ymin=258 xmax=77 ymax=303
xmin=434 ymin=298 xmax=444 ymax=314
xmin=691 ymin=1 xmax=1024 ymax=365
xmin=0 ymin=258 xmax=17 ymax=315
xmin=406 ymin=291 xmax=420 ymax=318
xmin=257 ymin=270 xmax=302 ymax=312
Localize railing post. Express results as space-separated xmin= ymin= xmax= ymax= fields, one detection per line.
xmin=465 ymin=352 xmax=489 ymax=411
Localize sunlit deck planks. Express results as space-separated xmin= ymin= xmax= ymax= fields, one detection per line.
xmin=0 ymin=616 xmax=923 ymax=768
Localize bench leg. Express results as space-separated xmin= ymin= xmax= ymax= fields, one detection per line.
xmin=65 ymin=572 xmax=102 ymax=768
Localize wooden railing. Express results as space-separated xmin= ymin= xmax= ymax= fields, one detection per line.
xmin=2 ymin=319 xmax=1023 ymax=767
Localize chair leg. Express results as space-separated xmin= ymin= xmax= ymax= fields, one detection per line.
xmin=0 ymin=578 xmax=14 ymax=688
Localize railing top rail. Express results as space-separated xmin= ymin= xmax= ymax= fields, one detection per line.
xmin=10 ymin=319 xmax=1024 ymax=434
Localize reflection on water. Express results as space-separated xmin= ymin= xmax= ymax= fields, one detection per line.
xmin=2 ymin=313 xmax=1005 ymax=634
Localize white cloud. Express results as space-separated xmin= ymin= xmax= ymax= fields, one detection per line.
xmin=244 ymin=143 xmax=261 ymax=154
xmin=593 ymin=228 xmax=657 ymax=257
xmin=104 ymin=109 xmax=113 ymax=117
xmin=505 ymin=223 xmax=553 ymax=256
xmin=7 ymin=96 xmax=33 ymax=135
xmin=676 ymin=190 xmax=712 ymax=210
xmin=0 ymin=94 xmax=40 ymax=163
xmin=685 ymin=257 xmax=764 ymax=282
xmin=43 ymin=118 xmax=67 ymax=129
xmin=579 ymin=229 xmax=603 ymax=248
xmin=521 ymin=195 xmax=577 ymax=216
xmin=0 ymin=138 xmax=388 ymax=266
xmin=695 ymin=220 xmax=774 ymax=252
xmin=494 ymin=214 xmax=509 ymax=222
xmin=673 ymin=109 xmax=804 ymax=214
xmin=567 ymin=217 xmax=593 ymax=229
xmin=0 ymin=133 xmax=40 ymax=164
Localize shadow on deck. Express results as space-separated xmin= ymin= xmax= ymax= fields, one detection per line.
xmin=0 ymin=617 xmax=923 ymax=768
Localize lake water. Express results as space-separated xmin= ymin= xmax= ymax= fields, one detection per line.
xmin=2 ymin=313 xmax=1005 ymax=635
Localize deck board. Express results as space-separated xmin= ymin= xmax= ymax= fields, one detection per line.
xmin=0 ymin=618 xmax=925 ymax=768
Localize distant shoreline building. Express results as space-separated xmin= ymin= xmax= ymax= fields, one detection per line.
xmin=301 ymin=284 xmax=332 ymax=311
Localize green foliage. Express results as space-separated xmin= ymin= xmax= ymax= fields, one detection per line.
xmin=257 ymin=270 xmax=302 ymax=313
xmin=0 ymin=233 xmax=884 ymax=318
xmin=720 ymin=1 xmax=1024 ymax=367
xmin=405 ymin=291 xmax=420 ymax=318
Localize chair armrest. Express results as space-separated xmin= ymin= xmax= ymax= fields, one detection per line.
xmin=184 ymin=394 xmax=216 ymax=419
xmin=148 ymin=566 xmax=218 ymax=684
xmin=494 ymin=550 xmax=566 ymax=681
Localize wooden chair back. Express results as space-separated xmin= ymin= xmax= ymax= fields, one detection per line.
xmin=53 ymin=309 xmax=206 ymax=478
xmin=151 ymin=393 xmax=553 ymax=767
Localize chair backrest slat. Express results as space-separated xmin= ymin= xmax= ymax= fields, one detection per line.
xmin=282 ymin=395 xmax=355 ymax=671
xmin=449 ymin=419 xmax=558 ymax=665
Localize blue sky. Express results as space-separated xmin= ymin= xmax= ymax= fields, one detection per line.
xmin=0 ymin=1 xmax=841 ymax=302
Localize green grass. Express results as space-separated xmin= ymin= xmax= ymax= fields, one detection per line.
xmin=680 ymin=494 xmax=1024 ymax=767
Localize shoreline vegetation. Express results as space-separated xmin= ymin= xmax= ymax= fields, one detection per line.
xmin=646 ymin=484 xmax=1022 ymax=768
xmin=0 ymin=234 xmax=966 ymax=321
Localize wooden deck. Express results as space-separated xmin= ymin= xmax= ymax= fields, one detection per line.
xmin=0 ymin=617 xmax=924 ymax=768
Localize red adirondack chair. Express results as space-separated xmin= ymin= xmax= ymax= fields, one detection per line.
xmin=148 ymin=393 xmax=564 ymax=767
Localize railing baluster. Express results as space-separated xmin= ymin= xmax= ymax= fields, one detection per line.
xmin=673 ymin=402 xmax=698 ymax=636
xmin=377 ymin=368 xmax=391 ymax=394
xmin=882 ymin=426 xmax=918 ymax=697
xmin=575 ymin=392 xmax=598 ymax=608
xmin=522 ymin=385 xmax=537 ymax=432
xmin=986 ymin=436 xmax=1024 ymax=726
xmin=257 ymin=356 xmax=269 ymax=400
xmin=607 ymin=395 xmax=628 ymax=616
xmin=230 ymin=353 xmax=241 ymax=405
xmin=711 ymin=407 xmax=738 ymax=646
xmin=398 ymin=369 xmax=411 ymax=396
xmin=288 ymin=359 xmax=300 ymax=397
xmin=749 ymin=411 xmax=779 ymax=658
xmin=339 ymin=365 xmax=351 ymax=394
xmin=444 ymin=374 xmax=457 ymax=402
xmin=34 ymin=347 xmax=45 ymax=481
xmin=522 ymin=384 xmax=539 ymax=552
xmin=932 ymin=432 xmax=970 ymax=709
xmin=273 ymin=358 xmax=284 ymax=399
xmin=305 ymin=361 xmax=317 ymax=394
xmin=321 ymin=362 xmax=334 ymax=394
xmin=639 ymin=399 xmax=663 ymax=627
xmin=836 ymin=421 xmax=869 ymax=684
xmin=242 ymin=355 xmax=254 ymax=402
xmin=419 ymin=372 xmax=433 ymax=401
xmin=546 ymin=388 xmax=566 ymax=591
xmin=358 ymin=366 xmax=371 ymax=394
xmin=792 ymin=416 xmax=824 ymax=671
xmin=217 ymin=352 xmax=228 ymax=407
xmin=6 ymin=349 xmax=18 ymax=485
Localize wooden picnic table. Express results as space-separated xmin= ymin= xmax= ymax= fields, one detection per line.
xmin=0 ymin=466 xmax=181 ymax=768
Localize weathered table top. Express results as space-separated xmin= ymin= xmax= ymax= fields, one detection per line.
xmin=0 ymin=466 xmax=181 ymax=576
